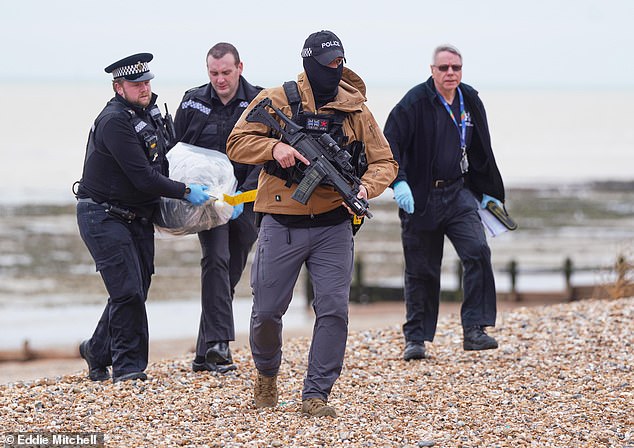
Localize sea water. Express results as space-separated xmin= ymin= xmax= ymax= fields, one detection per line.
xmin=1 ymin=81 xmax=633 ymax=204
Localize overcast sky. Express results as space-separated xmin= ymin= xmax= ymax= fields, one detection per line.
xmin=2 ymin=0 xmax=633 ymax=89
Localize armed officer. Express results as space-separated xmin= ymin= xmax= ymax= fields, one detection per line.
xmin=174 ymin=43 xmax=263 ymax=374
xmin=75 ymin=53 xmax=209 ymax=383
xmin=227 ymin=30 xmax=397 ymax=417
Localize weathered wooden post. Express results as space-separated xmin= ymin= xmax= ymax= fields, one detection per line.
xmin=614 ymin=255 xmax=629 ymax=298
xmin=509 ymin=259 xmax=519 ymax=301
xmin=616 ymin=255 xmax=626 ymax=285
xmin=352 ymin=257 xmax=369 ymax=303
xmin=564 ymin=257 xmax=574 ymax=300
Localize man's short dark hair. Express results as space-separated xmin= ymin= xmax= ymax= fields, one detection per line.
xmin=112 ymin=78 xmax=125 ymax=93
xmin=207 ymin=42 xmax=241 ymax=66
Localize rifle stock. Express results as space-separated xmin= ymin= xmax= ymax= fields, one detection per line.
xmin=245 ymin=98 xmax=372 ymax=218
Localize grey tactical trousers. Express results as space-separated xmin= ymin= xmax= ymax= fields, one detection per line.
xmin=250 ymin=214 xmax=354 ymax=400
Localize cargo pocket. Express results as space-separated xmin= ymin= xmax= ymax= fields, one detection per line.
xmin=252 ymin=218 xmax=282 ymax=289
xmin=95 ymin=243 xmax=140 ymax=301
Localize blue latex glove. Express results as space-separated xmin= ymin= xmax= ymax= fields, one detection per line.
xmin=481 ymin=193 xmax=502 ymax=209
xmin=230 ymin=191 xmax=244 ymax=220
xmin=185 ymin=184 xmax=209 ymax=206
xmin=393 ymin=181 xmax=414 ymax=214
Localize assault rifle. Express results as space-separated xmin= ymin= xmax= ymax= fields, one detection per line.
xmin=246 ymin=97 xmax=372 ymax=218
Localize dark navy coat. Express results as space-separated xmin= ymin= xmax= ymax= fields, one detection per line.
xmin=77 ymin=93 xmax=186 ymax=218
xmin=174 ymin=76 xmax=263 ymax=192
xmin=384 ymin=76 xmax=505 ymax=218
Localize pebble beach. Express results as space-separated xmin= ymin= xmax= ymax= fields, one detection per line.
xmin=2 ymin=297 xmax=632 ymax=447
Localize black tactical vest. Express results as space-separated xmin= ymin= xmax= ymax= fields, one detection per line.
xmin=75 ymin=99 xmax=171 ymax=203
xmin=84 ymin=102 xmax=169 ymax=175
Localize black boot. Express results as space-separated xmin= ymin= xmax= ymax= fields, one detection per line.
xmin=206 ymin=341 xmax=233 ymax=364
xmin=79 ymin=339 xmax=110 ymax=381
xmin=113 ymin=371 xmax=147 ymax=383
xmin=192 ymin=356 xmax=237 ymax=374
xmin=463 ymin=325 xmax=498 ymax=351
xmin=403 ymin=341 xmax=426 ymax=361
xmin=196 ymin=341 xmax=236 ymax=373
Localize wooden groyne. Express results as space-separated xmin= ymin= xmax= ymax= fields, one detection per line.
xmin=305 ymin=256 xmax=634 ymax=305
xmin=0 ymin=340 xmax=79 ymax=363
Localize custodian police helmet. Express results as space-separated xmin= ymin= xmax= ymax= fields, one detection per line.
xmin=104 ymin=53 xmax=155 ymax=81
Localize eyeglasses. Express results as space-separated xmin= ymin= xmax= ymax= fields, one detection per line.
xmin=434 ymin=64 xmax=462 ymax=72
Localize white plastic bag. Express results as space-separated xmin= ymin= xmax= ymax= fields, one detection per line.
xmin=155 ymin=142 xmax=237 ymax=235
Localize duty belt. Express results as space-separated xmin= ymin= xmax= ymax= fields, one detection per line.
xmin=77 ymin=197 xmax=138 ymax=223
xmin=433 ymin=177 xmax=463 ymax=188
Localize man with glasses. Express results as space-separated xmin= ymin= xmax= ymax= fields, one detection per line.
xmin=384 ymin=44 xmax=507 ymax=361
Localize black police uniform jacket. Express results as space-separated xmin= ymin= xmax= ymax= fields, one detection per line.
xmin=384 ymin=76 xmax=505 ymax=218
xmin=77 ymin=93 xmax=186 ymax=218
xmin=174 ymin=76 xmax=263 ymax=192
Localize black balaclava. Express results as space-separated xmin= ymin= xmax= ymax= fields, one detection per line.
xmin=303 ymin=56 xmax=343 ymax=109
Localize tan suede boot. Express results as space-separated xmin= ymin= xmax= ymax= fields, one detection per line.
xmin=301 ymin=398 xmax=337 ymax=417
xmin=254 ymin=372 xmax=278 ymax=408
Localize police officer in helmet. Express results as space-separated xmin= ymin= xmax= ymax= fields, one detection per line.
xmin=75 ymin=53 xmax=209 ymax=383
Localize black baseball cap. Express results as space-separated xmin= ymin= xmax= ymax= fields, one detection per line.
xmin=104 ymin=53 xmax=155 ymax=81
xmin=301 ymin=30 xmax=345 ymax=66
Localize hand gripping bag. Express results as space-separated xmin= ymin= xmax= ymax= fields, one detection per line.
xmin=155 ymin=142 xmax=237 ymax=235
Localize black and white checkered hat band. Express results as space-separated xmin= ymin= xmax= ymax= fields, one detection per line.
xmin=112 ymin=61 xmax=149 ymax=79
xmin=301 ymin=48 xmax=313 ymax=58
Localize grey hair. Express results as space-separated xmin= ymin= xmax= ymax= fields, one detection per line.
xmin=432 ymin=44 xmax=462 ymax=64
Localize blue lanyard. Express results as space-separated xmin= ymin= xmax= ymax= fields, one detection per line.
xmin=437 ymin=86 xmax=466 ymax=150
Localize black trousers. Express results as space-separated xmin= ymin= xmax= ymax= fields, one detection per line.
xmin=195 ymin=203 xmax=258 ymax=357
xmin=77 ymin=202 xmax=154 ymax=377
xmin=401 ymin=183 xmax=497 ymax=342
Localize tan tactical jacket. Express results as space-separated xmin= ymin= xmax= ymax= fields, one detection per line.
xmin=227 ymin=67 xmax=398 ymax=216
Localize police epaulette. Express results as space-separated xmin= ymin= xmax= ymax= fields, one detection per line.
xmin=185 ymin=83 xmax=208 ymax=94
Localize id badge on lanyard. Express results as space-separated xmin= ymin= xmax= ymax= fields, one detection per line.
xmin=438 ymin=87 xmax=468 ymax=174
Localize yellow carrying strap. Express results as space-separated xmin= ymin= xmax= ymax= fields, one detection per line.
xmin=223 ymin=189 xmax=257 ymax=206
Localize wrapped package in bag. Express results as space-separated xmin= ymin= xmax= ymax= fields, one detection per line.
xmin=155 ymin=142 xmax=237 ymax=235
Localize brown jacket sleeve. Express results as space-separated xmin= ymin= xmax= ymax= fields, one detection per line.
xmin=346 ymin=104 xmax=398 ymax=199
xmin=227 ymin=88 xmax=285 ymax=165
